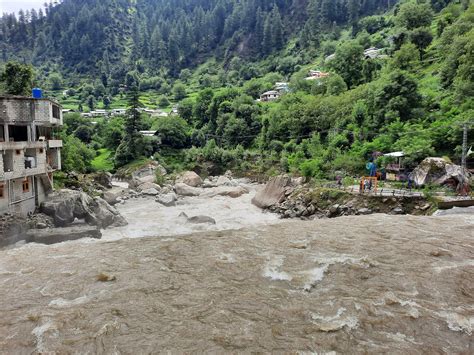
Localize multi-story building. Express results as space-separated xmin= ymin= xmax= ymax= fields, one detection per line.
xmin=0 ymin=95 xmax=63 ymax=216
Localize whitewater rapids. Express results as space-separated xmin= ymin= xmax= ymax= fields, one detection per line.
xmin=0 ymin=208 xmax=473 ymax=352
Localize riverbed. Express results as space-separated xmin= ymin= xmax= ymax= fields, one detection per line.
xmin=102 ymin=180 xmax=281 ymax=240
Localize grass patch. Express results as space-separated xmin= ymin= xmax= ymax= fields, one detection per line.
xmin=91 ymin=148 xmax=115 ymax=172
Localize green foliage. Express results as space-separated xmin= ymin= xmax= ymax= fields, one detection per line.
xmin=391 ymin=43 xmax=420 ymax=71
xmin=2 ymin=0 xmax=470 ymax=183
xmin=329 ymin=41 xmax=365 ymax=88
xmin=0 ymin=62 xmax=34 ymax=95
xmin=396 ymin=2 xmax=434 ymax=30
xmin=326 ymin=74 xmax=348 ymax=95
xmin=158 ymin=96 xmax=170 ymax=108
xmin=115 ymin=87 xmax=146 ymax=167
xmin=172 ymin=82 xmax=187 ymax=101
xmin=91 ymin=148 xmax=114 ymax=172
xmin=62 ymin=135 xmax=95 ymax=173
xmin=49 ymin=73 xmax=63 ymax=91
xmin=153 ymin=116 xmax=190 ymax=148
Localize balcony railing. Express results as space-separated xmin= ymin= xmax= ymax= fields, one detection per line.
xmin=0 ymin=141 xmax=46 ymax=150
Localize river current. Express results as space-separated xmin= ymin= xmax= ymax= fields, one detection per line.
xmin=0 ymin=182 xmax=473 ymax=353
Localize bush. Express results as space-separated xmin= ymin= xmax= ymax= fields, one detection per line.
xmin=62 ymin=135 xmax=95 ymax=173
xmin=153 ymin=116 xmax=190 ymax=148
xmin=158 ymin=96 xmax=170 ymax=108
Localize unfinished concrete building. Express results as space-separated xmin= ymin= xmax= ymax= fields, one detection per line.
xmin=0 ymin=95 xmax=63 ymax=216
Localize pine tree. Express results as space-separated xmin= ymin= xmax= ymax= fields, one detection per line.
xmin=115 ymin=86 xmax=143 ymax=167
xmin=262 ymin=13 xmax=273 ymax=55
xmin=271 ymin=5 xmax=284 ymax=50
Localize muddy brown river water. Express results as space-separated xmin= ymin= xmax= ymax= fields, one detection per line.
xmin=0 ymin=206 xmax=473 ymax=353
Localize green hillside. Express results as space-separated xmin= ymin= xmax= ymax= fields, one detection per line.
xmin=0 ymin=0 xmax=472 ymax=179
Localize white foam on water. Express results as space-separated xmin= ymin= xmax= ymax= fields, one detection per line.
xmin=32 ymin=320 xmax=56 ymax=353
xmin=433 ymin=259 xmax=474 ymax=273
xmin=102 ymin=182 xmax=281 ymax=240
xmin=262 ymin=255 xmax=292 ymax=281
xmin=301 ymin=265 xmax=328 ymax=291
xmin=437 ymin=311 xmax=474 ymax=335
xmin=311 ymin=308 xmax=359 ymax=331
xmin=49 ymin=295 xmax=89 ymax=309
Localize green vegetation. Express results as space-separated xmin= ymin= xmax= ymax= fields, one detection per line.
xmin=1 ymin=0 xmax=472 ymax=183
xmin=91 ymin=149 xmax=115 ymax=172
xmin=0 ymin=62 xmax=34 ymax=95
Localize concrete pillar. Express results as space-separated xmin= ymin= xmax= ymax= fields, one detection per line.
xmin=27 ymin=125 xmax=32 ymax=142
xmin=4 ymin=124 xmax=9 ymax=142
xmin=57 ymin=149 xmax=62 ymax=170
xmin=31 ymin=123 xmax=36 ymax=141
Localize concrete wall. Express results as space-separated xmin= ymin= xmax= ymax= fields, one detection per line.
xmin=0 ymin=180 xmax=8 ymax=213
xmin=0 ymin=98 xmax=62 ymax=126
xmin=0 ymin=175 xmax=50 ymax=216
xmin=1 ymin=144 xmax=48 ymax=180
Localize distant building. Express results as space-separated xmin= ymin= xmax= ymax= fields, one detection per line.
xmin=112 ymin=108 xmax=126 ymax=116
xmin=325 ymin=53 xmax=336 ymax=62
xmin=90 ymin=109 xmax=109 ymax=117
xmin=364 ymin=47 xmax=387 ymax=59
xmin=139 ymin=130 xmax=158 ymax=137
xmin=274 ymin=82 xmax=290 ymax=93
xmin=260 ymin=90 xmax=281 ymax=102
xmin=0 ymin=95 xmax=63 ymax=216
xmin=170 ymin=106 xmax=179 ymax=115
xmin=305 ymin=70 xmax=330 ymax=80
xmin=325 ymin=48 xmax=387 ymax=62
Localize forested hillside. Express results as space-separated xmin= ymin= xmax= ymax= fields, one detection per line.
xmin=0 ymin=0 xmax=472 ymax=180
xmin=2 ymin=0 xmax=397 ymax=77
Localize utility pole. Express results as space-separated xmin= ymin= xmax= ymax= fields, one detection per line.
xmin=461 ymin=124 xmax=467 ymax=171
xmin=459 ymin=124 xmax=468 ymax=196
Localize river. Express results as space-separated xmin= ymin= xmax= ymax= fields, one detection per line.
xmin=0 ymin=183 xmax=473 ymax=353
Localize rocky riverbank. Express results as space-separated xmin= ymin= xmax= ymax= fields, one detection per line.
xmin=252 ymin=175 xmax=433 ymax=219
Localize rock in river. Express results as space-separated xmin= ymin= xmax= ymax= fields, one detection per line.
xmin=41 ymin=189 xmax=127 ymax=229
xmin=178 ymin=171 xmax=203 ymax=187
xmin=252 ymin=175 xmax=293 ymax=209
xmin=156 ymin=193 xmax=178 ymax=207
xmin=26 ymin=225 xmax=102 ymax=245
xmin=174 ymin=183 xmax=201 ymax=197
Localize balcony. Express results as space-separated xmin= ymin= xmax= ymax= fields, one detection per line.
xmin=0 ymin=141 xmax=46 ymax=150
xmin=3 ymin=166 xmax=47 ymax=180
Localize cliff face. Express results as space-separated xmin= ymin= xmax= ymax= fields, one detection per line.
xmin=1 ymin=213 xmax=473 ymax=353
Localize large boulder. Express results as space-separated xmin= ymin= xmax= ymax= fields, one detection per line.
xmin=142 ymin=188 xmax=160 ymax=196
xmin=137 ymin=181 xmax=161 ymax=192
xmin=128 ymin=162 xmax=167 ymax=190
xmin=202 ymin=186 xmax=249 ymax=198
xmin=156 ymin=192 xmax=178 ymax=207
xmin=131 ymin=162 xmax=167 ymax=180
xmin=40 ymin=193 xmax=76 ymax=226
xmin=178 ymin=171 xmax=203 ymax=187
xmin=216 ymin=176 xmax=233 ymax=186
xmin=93 ymin=172 xmax=113 ymax=189
xmin=136 ymin=175 xmax=156 ymax=185
xmin=174 ymin=183 xmax=201 ymax=197
xmin=251 ymin=175 xmax=293 ymax=209
xmin=40 ymin=189 xmax=127 ymax=229
xmin=187 ymin=215 xmax=216 ymax=224
xmin=103 ymin=188 xmax=127 ymax=205
xmin=83 ymin=197 xmax=128 ymax=228
xmin=411 ymin=157 xmax=470 ymax=187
